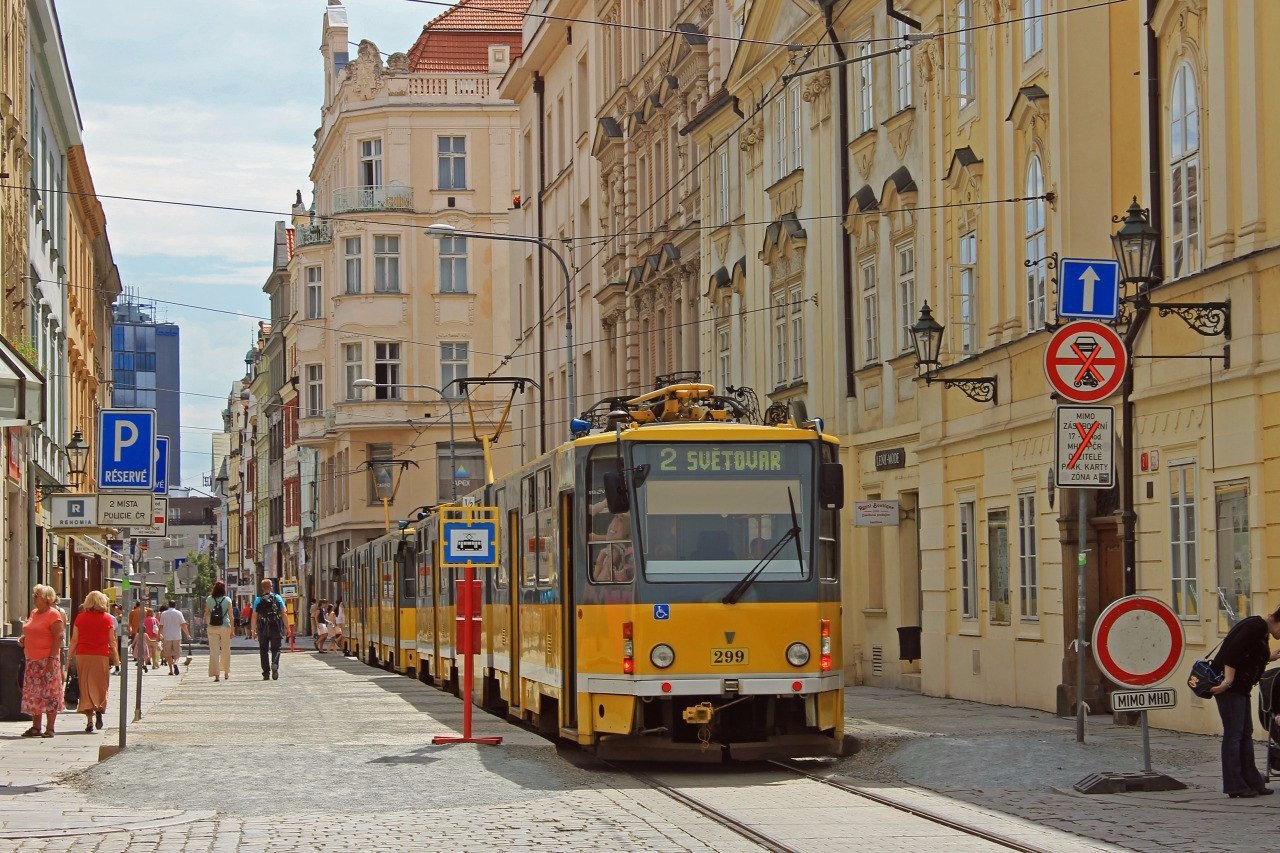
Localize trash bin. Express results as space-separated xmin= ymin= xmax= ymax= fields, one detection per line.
xmin=0 ymin=636 xmax=29 ymax=721
xmin=897 ymin=625 xmax=922 ymax=662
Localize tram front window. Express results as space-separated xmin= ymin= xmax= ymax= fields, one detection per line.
xmin=632 ymin=443 xmax=813 ymax=584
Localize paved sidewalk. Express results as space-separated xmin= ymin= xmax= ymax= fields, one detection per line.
xmin=0 ymin=656 xmax=215 ymax=838
xmin=834 ymin=686 xmax=1272 ymax=852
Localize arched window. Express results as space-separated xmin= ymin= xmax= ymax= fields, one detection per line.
xmin=1169 ymin=62 xmax=1201 ymax=277
xmin=1024 ymin=156 xmax=1047 ymax=330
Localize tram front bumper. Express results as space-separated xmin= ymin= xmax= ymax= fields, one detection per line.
xmin=583 ymin=672 xmax=844 ymax=696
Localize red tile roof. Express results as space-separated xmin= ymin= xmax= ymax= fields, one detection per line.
xmin=407 ymin=0 xmax=527 ymax=74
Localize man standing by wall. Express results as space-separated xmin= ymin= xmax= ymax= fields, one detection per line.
xmin=250 ymin=579 xmax=286 ymax=681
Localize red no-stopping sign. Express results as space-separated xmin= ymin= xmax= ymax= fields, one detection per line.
xmin=1091 ymin=596 xmax=1185 ymax=688
xmin=1044 ymin=321 xmax=1128 ymax=403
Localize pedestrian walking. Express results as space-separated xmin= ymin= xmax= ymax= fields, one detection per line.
xmin=68 ymin=591 xmax=117 ymax=732
xmin=315 ymin=600 xmax=329 ymax=652
xmin=143 ymin=607 xmax=161 ymax=671
xmin=1209 ymin=605 xmax=1280 ymax=798
xmin=240 ymin=601 xmax=252 ymax=638
xmin=158 ymin=601 xmax=191 ymax=676
xmin=18 ymin=585 xmax=65 ymax=738
xmin=326 ymin=603 xmax=342 ymax=654
xmin=205 ymin=581 xmax=234 ymax=682
xmin=109 ymin=603 xmax=124 ymax=674
xmin=251 ymin=579 xmax=287 ymax=681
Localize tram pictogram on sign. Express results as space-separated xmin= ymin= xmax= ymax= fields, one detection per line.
xmin=1044 ymin=320 xmax=1128 ymax=403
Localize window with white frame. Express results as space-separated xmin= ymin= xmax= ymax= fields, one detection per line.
xmin=438 ymin=136 xmax=466 ymax=190
xmin=896 ymin=242 xmax=916 ymax=353
xmin=358 ymin=139 xmax=382 ymax=187
xmin=791 ymin=289 xmax=804 ymax=380
xmin=856 ymin=41 xmax=875 ymax=133
xmin=1025 ymin=156 xmax=1047 ymax=330
xmin=988 ymin=508 xmax=1010 ymax=625
xmin=959 ymin=499 xmax=977 ymax=618
xmin=374 ymin=342 xmax=401 ymax=400
xmin=343 ymin=236 xmax=362 ymax=294
xmin=1170 ymin=463 xmax=1198 ymax=618
xmin=957 ymin=230 xmax=978 ymax=353
xmin=441 ymin=342 xmax=468 ymax=397
xmin=439 ymin=236 xmax=468 ymax=293
xmin=373 ymin=235 xmax=400 ymax=293
xmin=1169 ymin=62 xmax=1201 ymax=278
xmin=717 ymin=322 xmax=731 ymax=390
xmin=1017 ymin=489 xmax=1038 ymax=619
xmin=956 ymin=0 xmax=976 ymax=108
xmin=342 ymin=342 xmax=362 ymax=401
xmin=305 ymin=266 xmax=323 ymax=320
xmin=790 ymin=81 xmax=803 ymax=170
xmin=861 ymin=259 xmax=879 ymax=364
xmin=772 ymin=291 xmax=788 ymax=387
xmin=305 ymin=364 xmax=324 ymax=417
xmin=1022 ymin=0 xmax=1044 ymax=59
xmin=893 ymin=18 xmax=913 ymax=110
xmin=714 ymin=145 xmax=730 ymax=224
xmin=774 ymin=83 xmax=804 ymax=181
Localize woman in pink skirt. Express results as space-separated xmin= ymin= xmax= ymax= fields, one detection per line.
xmin=18 ymin=585 xmax=65 ymax=737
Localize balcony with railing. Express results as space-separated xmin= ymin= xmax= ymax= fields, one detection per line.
xmin=331 ymin=183 xmax=415 ymax=215
xmin=295 ymin=222 xmax=332 ymax=247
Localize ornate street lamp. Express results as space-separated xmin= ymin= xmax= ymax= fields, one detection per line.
xmin=908 ymin=303 xmax=998 ymax=405
xmin=65 ymin=429 xmax=89 ymax=488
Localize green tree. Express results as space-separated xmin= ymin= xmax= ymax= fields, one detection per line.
xmin=188 ymin=551 xmax=218 ymax=602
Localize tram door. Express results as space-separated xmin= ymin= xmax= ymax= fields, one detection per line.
xmin=507 ymin=508 xmax=521 ymax=710
xmin=561 ymin=491 xmax=577 ymax=728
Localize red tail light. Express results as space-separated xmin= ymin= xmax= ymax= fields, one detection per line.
xmin=820 ymin=619 xmax=832 ymax=671
xmin=622 ymin=621 xmax=634 ymax=674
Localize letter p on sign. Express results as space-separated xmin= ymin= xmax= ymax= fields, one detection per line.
xmin=114 ymin=421 xmax=138 ymax=462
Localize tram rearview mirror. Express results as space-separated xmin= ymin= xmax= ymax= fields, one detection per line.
xmin=819 ymin=462 xmax=845 ymax=509
xmin=603 ymin=471 xmax=630 ymax=514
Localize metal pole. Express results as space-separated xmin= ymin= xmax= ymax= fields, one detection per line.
xmin=1140 ymin=710 xmax=1152 ymax=772
xmin=118 ymin=540 xmax=131 ymax=749
xmin=448 ymin=402 xmax=457 ymax=502
xmin=1076 ymin=490 xmax=1088 ymax=744
xmin=550 ymin=246 xmax=576 ymax=426
xmin=461 ymin=561 xmax=473 ymax=739
xmin=133 ymin=579 xmax=143 ymax=722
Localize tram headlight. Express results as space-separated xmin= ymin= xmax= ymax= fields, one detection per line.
xmin=785 ymin=642 xmax=811 ymax=667
xmin=650 ymin=643 xmax=675 ymax=669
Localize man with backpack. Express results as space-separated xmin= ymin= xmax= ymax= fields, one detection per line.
xmin=250 ymin=579 xmax=287 ymax=681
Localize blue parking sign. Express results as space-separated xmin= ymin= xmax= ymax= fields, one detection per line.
xmin=1058 ymin=258 xmax=1121 ymax=320
xmin=153 ymin=436 xmax=169 ymax=495
xmin=97 ymin=409 xmax=157 ymax=491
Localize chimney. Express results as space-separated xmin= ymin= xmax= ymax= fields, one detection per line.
xmin=488 ymin=44 xmax=511 ymax=76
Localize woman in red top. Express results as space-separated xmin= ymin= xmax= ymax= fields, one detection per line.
xmin=18 ymin=585 xmax=64 ymax=737
xmin=69 ymin=590 xmax=118 ymax=733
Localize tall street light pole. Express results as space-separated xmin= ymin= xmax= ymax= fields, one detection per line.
xmin=353 ymin=379 xmax=459 ymax=502
xmin=425 ymin=223 xmax=574 ymax=455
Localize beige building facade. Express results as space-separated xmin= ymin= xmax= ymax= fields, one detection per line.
xmin=293 ymin=1 xmax=522 ymax=579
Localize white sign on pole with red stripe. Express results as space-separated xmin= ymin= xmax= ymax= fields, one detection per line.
xmin=1091 ymin=596 xmax=1185 ymax=689
xmin=1044 ymin=320 xmax=1128 ymax=403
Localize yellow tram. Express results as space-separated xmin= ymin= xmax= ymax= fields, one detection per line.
xmin=344 ymin=383 xmax=846 ymax=761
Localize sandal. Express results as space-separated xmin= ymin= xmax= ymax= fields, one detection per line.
xmin=41 ymin=729 xmax=54 ymax=738
xmin=20 ymin=726 xmax=41 ymax=738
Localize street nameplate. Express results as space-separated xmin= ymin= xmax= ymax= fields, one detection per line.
xmin=1110 ymin=689 xmax=1177 ymax=712
xmin=1055 ymin=406 xmax=1114 ymax=488
xmin=96 ymin=492 xmax=155 ymax=526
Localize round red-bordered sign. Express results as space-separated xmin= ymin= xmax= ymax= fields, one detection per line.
xmin=1044 ymin=320 xmax=1128 ymax=403
xmin=1091 ymin=596 xmax=1185 ymax=688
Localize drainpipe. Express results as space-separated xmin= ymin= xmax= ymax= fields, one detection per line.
xmin=823 ymin=2 xmax=857 ymax=398
xmin=534 ymin=73 xmax=548 ymax=455
xmin=1120 ymin=0 xmax=1162 ymax=596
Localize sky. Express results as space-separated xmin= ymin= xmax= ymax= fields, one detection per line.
xmin=57 ymin=0 xmax=449 ymax=489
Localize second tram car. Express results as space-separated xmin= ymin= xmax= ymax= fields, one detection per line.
xmin=341 ymin=383 xmax=846 ymax=760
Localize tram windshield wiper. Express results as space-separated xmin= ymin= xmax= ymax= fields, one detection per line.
xmin=722 ymin=488 xmax=805 ymax=605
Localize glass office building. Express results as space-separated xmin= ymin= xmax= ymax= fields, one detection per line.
xmin=110 ymin=298 xmax=181 ymax=487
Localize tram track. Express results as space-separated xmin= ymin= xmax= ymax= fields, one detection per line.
xmin=599 ymin=756 xmax=1055 ymax=853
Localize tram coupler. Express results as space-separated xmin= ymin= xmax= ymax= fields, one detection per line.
xmin=682 ymin=702 xmax=715 ymax=725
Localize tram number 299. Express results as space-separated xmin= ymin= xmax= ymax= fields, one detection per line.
xmin=710 ymin=648 xmax=749 ymax=665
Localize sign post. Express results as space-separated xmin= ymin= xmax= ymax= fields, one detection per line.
xmin=433 ymin=505 xmax=502 ymax=747
xmin=1075 ymin=596 xmax=1187 ymax=794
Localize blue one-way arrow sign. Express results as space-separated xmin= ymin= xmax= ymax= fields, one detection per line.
xmin=1058 ymin=258 xmax=1120 ymax=320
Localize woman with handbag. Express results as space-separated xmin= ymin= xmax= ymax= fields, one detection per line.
xmin=68 ymin=590 xmax=117 ymax=733
xmin=1209 ymin=606 xmax=1280 ymax=798
xmin=17 ymin=585 xmax=65 ymax=738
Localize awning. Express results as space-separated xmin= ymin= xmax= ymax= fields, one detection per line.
xmin=0 ymin=333 xmax=45 ymax=427
xmin=72 ymin=535 xmax=124 ymax=562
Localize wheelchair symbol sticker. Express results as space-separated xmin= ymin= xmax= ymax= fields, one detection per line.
xmin=653 ymin=604 xmax=670 ymax=620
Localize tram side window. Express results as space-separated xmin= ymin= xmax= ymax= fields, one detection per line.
xmin=587 ymin=447 xmax=634 ymax=584
xmin=521 ymin=474 xmax=538 ymax=587
xmin=537 ymin=467 xmax=555 ymax=584
xmin=401 ymin=546 xmax=416 ymax=602
xmin=819 ymin=441 xmax=838 ymax=581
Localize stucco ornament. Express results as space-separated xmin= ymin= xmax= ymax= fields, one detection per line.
xmin=350 ymin=40 xmax=385 ymax=100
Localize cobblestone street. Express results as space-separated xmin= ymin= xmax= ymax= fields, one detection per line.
xmin=0 ymin=648 xmax=1271 ymax=851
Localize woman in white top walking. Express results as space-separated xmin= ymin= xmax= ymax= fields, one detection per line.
xmin=204 ymin=581 xmax=234 ymax=681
